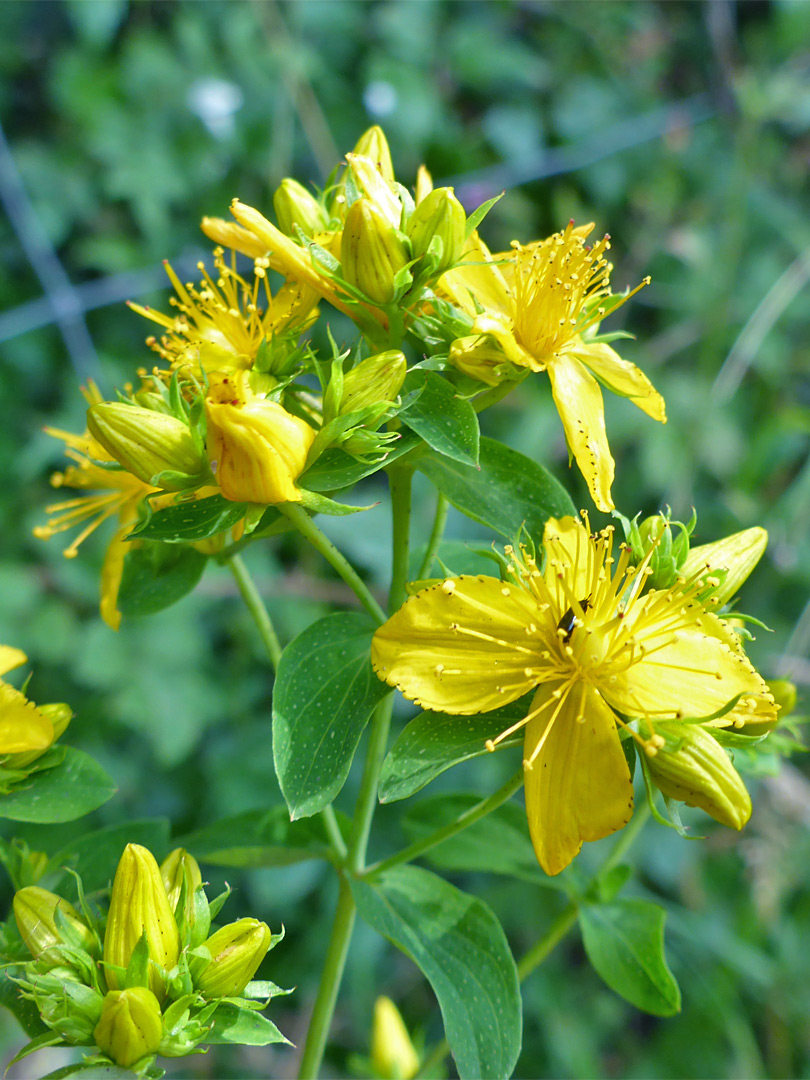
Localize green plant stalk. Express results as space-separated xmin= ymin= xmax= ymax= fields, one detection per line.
xmin=414 ymin=801 xmax=653 ymax=1079
xmin=225 ymin=553 xmax=283 ymax=670
xmin=363 ymin=766 xmax=525 ymax=879
xmin=417 ymin=491 xmax=449 ymax=579
xmin=279 ymin=502 xmax=386 ymax=623
xmin=296 ymin=468 xmax=412 ymax=1079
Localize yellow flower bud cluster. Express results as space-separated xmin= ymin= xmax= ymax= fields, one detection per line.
xmin=11 ymin=842 xmax=283 ymax=1071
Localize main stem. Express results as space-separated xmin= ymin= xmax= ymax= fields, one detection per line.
xmin=226 ymin=553 xmax=283 ymax=669
xmin=296 ymin=468 xmax=412 ymax=1079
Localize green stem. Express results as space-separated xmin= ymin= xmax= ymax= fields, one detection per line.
xmin=296 ymin=467 xmax=412 ymax=1078
xmin=226 ymin=553 xmax=283 ymax=670
xmin=363 ymin=767 xmax=524 ymax=879
xmin=516 ymin=905 xmax=578 ymax=982
xmin=386 ymin=464 xmax=413 ymax=614
xmin=279 ymin=502 xmax=386 ymax=624
xmin=417 ymin=492 xmax=449 ymax=579
xmin=296 ymin=879 xmax=356 ymax=1080
xmin=321 ymin=804 xmax=347 ymax=862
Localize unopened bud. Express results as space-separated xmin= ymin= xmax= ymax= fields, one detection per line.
xmin=371 ymin=996 xmax=420 ymax=1080
xmin=14 ymin=886 xmax=95 ymax=959
xmin=352 ymin=126 xmax=394 ymax=182
xmin=341 ymin=199 xmax=409 ymax=306
xmin=194 ymin=918 xmax=272 ymax=998
xmin=94 ymin=987 xmax=163 ymax=1069
xmin=8 ymin=702 xmax=72 ymax=769
xmin=646 ymin=723 xmax=751 ymax=830
xmin=160 ymin=848 xmax=202 ymax=914
xmin=449 ymin=336 xmax=516 ymax=387
xmin=87 ymin=403 xmax=206 ymax=490
xmin=273 ymin=179 xmax=329 ymax=237
xmin=345 ymin=153 xmax=401 ymax=226
xmin=636 ymin=515 xmax=685 ymax=590
xmin=414 ymin=165 xmax=433 ymax=205
xmin=682 ymin=527 xmax=767 ymax=606
xmin=0 ymin=682 xmax=54 ymax=755
xmin=407 ymin=187 xmax=466 ymax=273
xmin=341 ymin=351 xmax=407 ymax=414
xmin=103 ymin=843 xmax=180 ymax=1000
xmin=205 ymin=392 xmax=315 ymax=505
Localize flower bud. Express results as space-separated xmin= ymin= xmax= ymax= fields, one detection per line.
xmin=371 ymin=996 xmax=420 ymax=1080
xmin=345 ymin=154 xmax=401 ymax=227
xmin=341 ymin=351 xmax=407 ymax=414
xmin=194 ymin=918 xmax=272 ymax=998
xmin=205 ymin=393 xmax=315 ymax=505
xmin=103 ymin=844 xmax=180 ymax=1000
xmin=273 ymin=179 xmax=329 ymax=237
xmin=352 ymin=126 xmax=394 ymax=182
xmin=87 ymin=403 xmax=206 ymax=490
xmin=645 ymin=723 xmax=752 ymax=829
xmin=94 ymin=987 xmax=163 ymax=1069
xmin=635 ymin=515 xmax=687 ymax=590
xmin=341 ymin=199 xmax=409 ymax=307
xmin=681 ymin=527 xmax=767 ymax=607
xmin=407 ymin=187 xmax=466 ymax=274
xmin=0 ymin=681 xmax=54 ymax=755
xmin=414 ymin=164 xmax=433 ymax=205
xmin=14 ymin=886 xmax=95 ymax=959
xmin=159 ymin=848 xmax=202 ymax=914
xmin=449 ymin=335 xmax=517 ymax=387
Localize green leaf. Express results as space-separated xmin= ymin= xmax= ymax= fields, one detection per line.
xmin=39 ymin=1067 xmax=140 ymax=1080
xmin=128 ymin=494 xmax=246 ymax=542
xmin=298 ymin=489 xmax=376 ymax=516
xmin=273 ymin=613 xmax=390 ymax=819
xmin=302 ymin=434 xmax=420 ymax=492
xmin=117 ymin=543 xmax=207 ymax=617
xmin=419 ymin=436 xmax=575 ymax=540
xmin=578 ymin=898 xmax=681 ymax=1016
xmin=179 ymin=806 xmax=348 ymax=867
xmin=0 ymin=972 xmax=49 ymax=1038
xmin=401 ymin=371 xmax=480 ymax=466
xmin=378 ymin=703 xmax=529 ymax=803
xmin=402 ymin=794 xmax=555 ymax=883
xmin=351 ymin=866 xmax=521 ymax=1079
xmin=205 ymin=1001 xmax=290 ymax=1046
xmin=0 ymin=748 xmax=116 ymax=823
xmin=46 ymin=819 xmax=170 ymax=897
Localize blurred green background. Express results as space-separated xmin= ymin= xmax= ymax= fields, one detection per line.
xmin=1 ymin=1 xmax=809 ymax=1076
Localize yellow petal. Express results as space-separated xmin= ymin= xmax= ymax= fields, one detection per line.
xmin=524 ymin=682 xmax=633 ymax=875
xmin=541 ymin=516 xmax=593 ymax=607
xmin=0 ymin=647 xmax=27 ymax=677
xmin=471 ymin=313 xmax=538 ymax=371
xmin=0 ymin=683 xmax=54 ymax=754
xmin=372 ymin=576 xmax=549 ymax=714
xmin=439 ymin=232 xmax=513 ymax=321
xmin=604 ymin=597 xmax=771 ymax=722
xmin=573 ymin=341 xmax=666 ymax=422
xmin=200 ymin=216 xmax=271 ymax=260
xmin=681 ymin=527 xmax=767 ymax=605
xmin=546 ymin=354 xmax=615 ymax=512
xmin=100 ymin=524 xmax=134 ymax=632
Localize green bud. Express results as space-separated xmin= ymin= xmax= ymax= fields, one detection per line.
xmin=160 ymin=848 xmax=204 ymax=937
xmin=273 ymin=178 xmax=329 ymax=237
xmin=406 ymin=187 xmax=466 ymax=273
xmin=636 ymin=514 xmax=684 ymax=590
xmin=352 ymin=126 xmax=395 ymax=182
xmin=87 ymin=402 xmax=206 ymax=490
xmin=768 ymin=679 xmax=797 ymax=717
xmin=194 ymin=918 xmax=272 ymax=998
xmin=341 ymin=351 xmax=407 ymax=414
xmin=14 ymin=886 xmax=95 ymax=960
xmin=104 ymin=843 xmax=180 ymax=1000
xmin=645 ymin=723 xmax=752 ymax=829
xmin=341 ymin=199 xmax=409 ymax=306
xmin=94 ymin=987 xmax=163 ymax=1069
xmin=371 ymin=996 xmax=420 ymax=1080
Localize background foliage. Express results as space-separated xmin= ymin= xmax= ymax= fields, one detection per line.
xmin=1 ymin=1 xmax=808 ymax=1076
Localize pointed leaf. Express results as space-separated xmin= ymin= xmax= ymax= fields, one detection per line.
xmin=179 ymin=806 xmax=348 ymax=867
xmin=0 ymin=748 xmax=116 ymax=823
xmin=205 ymin=1002 xmax=290 ymax=1046
xmin=273 ymin=613 xmax=390 ymax=818
xmin=117 ymin=543 xmax=207 ymax=617
xmin=301 ymin=434 xmax=420 ymax=492
xmin=401 ymin=372 xmax=480 ymax=466
xmin=128 ymin=494 xmax=246 ymax=542
xmin=419 ymin=437 xmax=574 ymax=541
xmin=352 ymin=866 xmax=521 ymax=1079
xmin=578 ymin=898 xmax=681 ymax=1016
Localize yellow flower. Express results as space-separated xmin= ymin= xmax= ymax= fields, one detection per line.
xmin=442 ymin=224 xmax=665 ymax=512
xmin=33 ymin=384 xmax=156 ymax=631
xmin=371 ymin=996 xmax=420 ymax=1080
xmin=205 ymin=373 xmax=315 ymax=504
xmin=128 ymin=249 xmax=318 ymax=376
xmin=372 ymin=516 xmax=775 ymax=875
xmin=0 ymin=648 xmax=54 ymax=755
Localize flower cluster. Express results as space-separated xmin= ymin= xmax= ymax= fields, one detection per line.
xmin=10 ymin=843 xmax=285 ymax=1075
